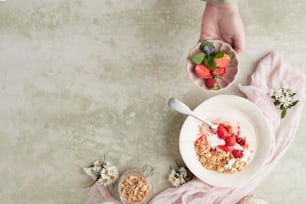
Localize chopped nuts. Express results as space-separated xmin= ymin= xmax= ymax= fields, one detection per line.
xmin=194 ymin=144 xmax=247 ymax=174
xmin=120 ymin=175 xmax=150 ymax=204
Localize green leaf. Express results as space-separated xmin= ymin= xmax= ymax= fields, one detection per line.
xmin=208 ymin=59 xmax=217 ymax=70
xmin=203 ymin=57 xmax=209 ymax=66
xmin=281 ymin=108 xmax=287 ymax=119
xmin=274 ymin=100 xmax=280 ymax=106
xmin=191 ymin=52 xmax=205 ymax=64
xmin=200 ymin=40 xmax=215 ymax=50
xmin=214 ymin=51 xmax=224 ymax=59
xmin=291 ymin=100 xmax=299 ymax=107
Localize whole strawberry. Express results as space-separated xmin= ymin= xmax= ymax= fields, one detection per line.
xmin=205 ymin=78 xmax=220 ymax=90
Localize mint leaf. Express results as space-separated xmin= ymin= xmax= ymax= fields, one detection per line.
xmin=191 ymin=52 xmax=205 ymax=64
xmin=203 ymin=57 xmax=209 ymax=66
xmin=214 ymin=51 xmax=224 ymax=59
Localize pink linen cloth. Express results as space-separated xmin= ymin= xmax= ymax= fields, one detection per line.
xmin=83 ymin=51 xmax=306 ymax=204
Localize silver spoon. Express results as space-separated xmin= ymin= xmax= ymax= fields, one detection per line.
xmin=168 ymin=97 xmax=218 ymax=130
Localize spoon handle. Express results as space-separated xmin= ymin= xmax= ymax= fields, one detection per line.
xmin=168 ymin=97 xmax=217 ymax=130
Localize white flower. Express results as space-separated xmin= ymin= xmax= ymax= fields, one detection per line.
xmin=100 ymin=167 xmax=109 ymax=176
xmin=284 ymin=87 xmax=294 ymax=96
xmin=168 ymin=174 xmax=181 ymax=187
xmin=281 ymin=95 xmax=293 ymax=108
xmin=92 ymin=160 xmax=102 ymax=172
xmin=178 ymin=175 xmax=186 ymax=185
xmin=179 ymin=167 xmax=187 ymax=178
xmin=106 ymin=165 xmax=118 ymax=176
xmin=105 ymin=165 xmax=119 ymax=181
xmin=103 ymin=161 xmax=112 ymax=168
xmin=169 ymin=169 xmax=176 ymax=177
xmin=269 ymin=88 xmax=282 ymax=99
xmin=97 ymin=176 xmax=112 ymax=186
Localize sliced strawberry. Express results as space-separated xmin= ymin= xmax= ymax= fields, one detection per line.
xmin=217 ymin=124 xmax=229 ymax=139
xmin=217 ymin=145 xmax=229 ymax=153
xmin=224 ymin=124 xmax=233 ymax=134
xmin=195 ymin=134 xmax=208 ymax=146
xmin=194 ymin=64 xmax=213 ymax=79
xmin=205 ymin=78 xmax=220 ymax=90
xmin=232 ymin=149 xmax=244 ymax=159
xmin=212 ymin=67 xmax=226 ymax=77
xmin=225 ymin=135 xmax=236 ymax=146
xmin=215 ymin=53 xmax=231 ymax=67
xmin=236 ymin=137 xmax=246 ymax=147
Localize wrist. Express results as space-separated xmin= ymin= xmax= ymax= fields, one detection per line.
xmin=206 ymin=2 xmax=239 ymax=12
xmin=205 ymin=0 xmax=238 ymax=3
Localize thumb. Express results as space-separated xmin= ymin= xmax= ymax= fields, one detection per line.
xmin=232 ymin=33 xmax=245 ymax=55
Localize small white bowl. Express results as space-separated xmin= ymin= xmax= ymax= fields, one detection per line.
xmin=186 ymin=40 xmax=239 ymax=92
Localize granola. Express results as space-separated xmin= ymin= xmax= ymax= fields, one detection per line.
xmin=120 ymin=175 xmax=150 ymax=204
xmin=194 ymin=122 xmax=253 ymax=174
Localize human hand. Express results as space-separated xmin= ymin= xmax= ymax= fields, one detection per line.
xmin=200 ymin=3 xmax=245 ymax=54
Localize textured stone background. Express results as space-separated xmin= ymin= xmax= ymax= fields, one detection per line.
xmin=0 ymin=0 xmax=305 ymax=203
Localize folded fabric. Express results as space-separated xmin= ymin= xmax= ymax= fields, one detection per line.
xmin=148 ymin=51 xmax=306 ymax=204
xmin=83 ymin=51 xmax=306 ymax=204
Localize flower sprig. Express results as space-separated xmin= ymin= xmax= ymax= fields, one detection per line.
xmin=269 ymin=87 xmax=299 ymax=119
xmin=88 ymin=158 xmax=119 ymax=186
xmin=168 ymin=162 xmax=193 ymax=187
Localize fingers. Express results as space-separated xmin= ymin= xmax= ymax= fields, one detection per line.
xmin=199 ymin=26 xmax=218 ymax=42
xmin=199 ymin=33 xmax=215 ymax=42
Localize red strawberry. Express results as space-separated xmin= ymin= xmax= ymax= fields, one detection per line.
xmin=205 ymin=78 xmax=220 ymax=90
xmin=210 ymin=147 xmax=216 ymax=153
xmin=225 ymin=135 xmax=236 ymax=146
xmin=215 ymin=53 xmax=231 ymax=67
xmin=224 ymin=124 xmax=233 ymax=134
xmin=236 ymin=137 xmax=246 ymax=146
xmin=217 ymin=124 xmax=229 ymax=139
xmin=217 ymin=145 xmax=229 ymax=153
xmin=194 ymin=64 xmax=212 ymax=79
xmin=195 ymin=134 xmax=208 ymax=146
xmin=232 ymin=149 xmax=244 ymax=159
xmin=212 ymin=67 xmax=226 ymax=77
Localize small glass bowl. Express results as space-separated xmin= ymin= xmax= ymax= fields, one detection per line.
xmin=118 ymin=165 xmax=153 ymax=204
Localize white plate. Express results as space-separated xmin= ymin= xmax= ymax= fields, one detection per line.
xmin=179 ymin=95 xmax=271 ymax=187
